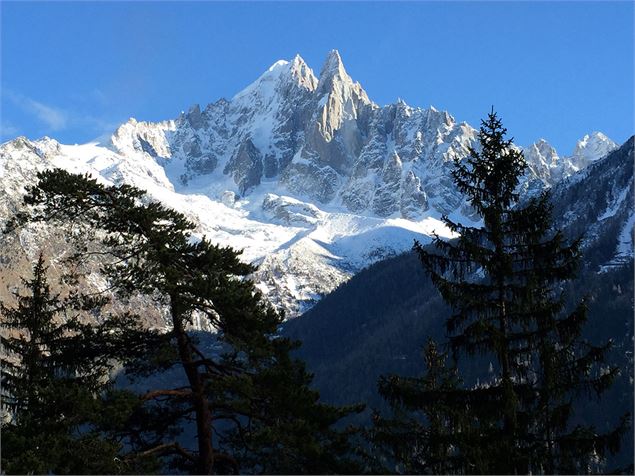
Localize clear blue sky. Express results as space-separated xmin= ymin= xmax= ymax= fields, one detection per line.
xmin=1 ymin=1 xmax=633 ymax=153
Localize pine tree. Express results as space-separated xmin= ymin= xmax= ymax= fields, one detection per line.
xmin=375 ymin=110 xmax=629 ymax=474
xmin=10 ymin=169 xmax=362 ymax=474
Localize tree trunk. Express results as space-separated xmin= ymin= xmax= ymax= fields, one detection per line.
xmin=494 ymin=216 xmax=518 ymax=474
xmin=171 ymin=297 xmax=214 ymax=474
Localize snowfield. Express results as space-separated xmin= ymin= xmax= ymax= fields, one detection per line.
xmin=0 ymin=51 xmax=623 ymax=317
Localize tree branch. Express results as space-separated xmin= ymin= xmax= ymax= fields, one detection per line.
xmin=141 ymin=389 xmax=192 ymax=401
xmin=125 ymin=441 xmax=197 ymax=463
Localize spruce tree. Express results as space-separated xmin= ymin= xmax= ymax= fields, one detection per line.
xmin=0 ymin=253 xmax=125 ymax=474
xmin=370 ymin=339 xmax=465 ymax=474
xmin=374 ymin=110 xmax=629 ymax=474
xmin=218 ymin=336 xmax=364 ymax=474
xmin=10 ymin=169 xmax=362 ymax=474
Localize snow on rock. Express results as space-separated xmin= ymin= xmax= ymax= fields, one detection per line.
xmin=0 ymin=51 xmax=625 ymax=318
xmin=262 ymin=194 xmax=322 ymax=227
xmin=614 ymin=212 xmax=635 ymax=260
xmin=570 ymin=132 xmax=618 ymax=169
xmin=548 ymin=137 xmax=634 ymax=273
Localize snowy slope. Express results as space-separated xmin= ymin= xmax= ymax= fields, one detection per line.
xmin=0 ymin=51 xmax=622 ymax=317
xmin=549 ymin=137 xmax=634 ymax=272
xmin=0 ymin=135 xmax=456 ymax=316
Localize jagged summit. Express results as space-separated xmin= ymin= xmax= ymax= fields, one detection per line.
xmin=13 ymin=51 xmax=616 ymax=215
xmin=322 ymin=49 xmax=344 ymax=70
xmin=95 ymin=51 xmax=618 ymax=214
xmin=287 ymin=54 xmax=318 ymax=91
xmin=315 ymin=50 xmax=370 ymax=104
xmin=317 ymin=50 xmax=348 ymax=87
xmin=529 ymin=138 xmax=559 ymax=161
xmin=1 ymin=51 xmax=626 ymax=317
xmin=571 ymin=131 xmax=617 ymax=168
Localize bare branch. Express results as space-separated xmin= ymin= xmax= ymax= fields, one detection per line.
xmin=141 ymin=389 xmax=192 ymax=401
xmin=125 ymin=441 xmax=197 ymax=463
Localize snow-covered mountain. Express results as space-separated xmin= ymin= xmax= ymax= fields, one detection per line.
xmin=550 ymin=137 xmax=634 ymax=272
xmin=0 ymin=50 xmax=623 ymax=317
xmin=282 ymin=142 xmax=635 ymax=471
xmin=523 ymin=131 xmax=618 ymax=188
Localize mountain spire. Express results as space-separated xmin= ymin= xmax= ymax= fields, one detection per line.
xmin=317 ymin=49 xmax=350 ymax=95
xmin=320 ymin=50 xmax=346 ymax=76
xmin=289 ymin=54 xmax=318 ymax=91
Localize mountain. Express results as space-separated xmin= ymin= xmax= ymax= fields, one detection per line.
xmin=524 ymin=132 xmax=617 ymax=187
xmin=283 ymin=139 xmax=634 ymax=468
xmin=0 ymin=50 xmax=619 ymax=318
xmin=285 ymin=137 xmax=634 ymax=397
xmin=550 ymin=137 xmax=634 ymax=271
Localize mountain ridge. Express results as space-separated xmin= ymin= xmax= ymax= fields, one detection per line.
xmin=102 ymin=50 xmax=617 ymax=215
xmin=0 ymin=50 xmax=624 ymax=317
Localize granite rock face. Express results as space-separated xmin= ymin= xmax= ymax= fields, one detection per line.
xmin=104 ymin=50 xmax=615 ymax=222
xmin=0 ymin=51 xmax=624 ymax=319
xmin=224 ymin=139 xmax=263 ymax=194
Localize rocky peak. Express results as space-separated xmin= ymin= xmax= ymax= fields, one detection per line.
xmin=2 ymin=136 xmax=35 ymax=154
xmin=528 ymin=138 xmax=559 ymax=165
xmin=317 ymin=50 xmax=348 ymax=92
xmin=233 ymin=56 xmax=315 ymax=102
xmin=570 ymin=131 xmax=618 ymax=169
xmin=109 ymin=117 xmax=175 ymax=158
xmin=522 ymin=138 xmax=562 ymax=185
xmin=288 ymin=54 xmax=318 ymax=92
xmin=184 ymin=104 xmax=204 ymax=130
xmin=310 ymin=51 xmax=373 ymax=149
xmin=109 ymin=118 xmax=139 ymax=152
xmin=232 ymin=60 xmax=287 ymax=104
xmin=315 ymin=50 xmax=371 ymax=104
xmin=442 ymin=110 xmax=453 ymax=127
xmin=34 ymin=136 xmax=62 ymax=158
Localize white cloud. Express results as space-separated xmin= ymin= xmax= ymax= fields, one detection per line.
xmin=2 ymin=88 xmax=120 ymax=141
xmin=26 ymin=98 xmax=67 ymax=130
xmin=4 ymin=88 xmax=68 ymax=131
xmin=0 ymin=119 xmax=19 ymax=138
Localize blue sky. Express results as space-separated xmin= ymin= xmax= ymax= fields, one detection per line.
xmin=1 ymin=1 xmax=633 ymax=152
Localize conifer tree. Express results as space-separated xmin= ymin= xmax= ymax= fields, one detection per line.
xmin=370 ymin=339 xmax=465 ymax=474
xmin=374 ymin=110 xmax=629 ymax=474
xmin=0 ymin=253 xmax=131 ymax=474
xmin=219 ymin=336 xmax=364 ymax=474
xmin=10 ymin=169 xmax=362 ymax=474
